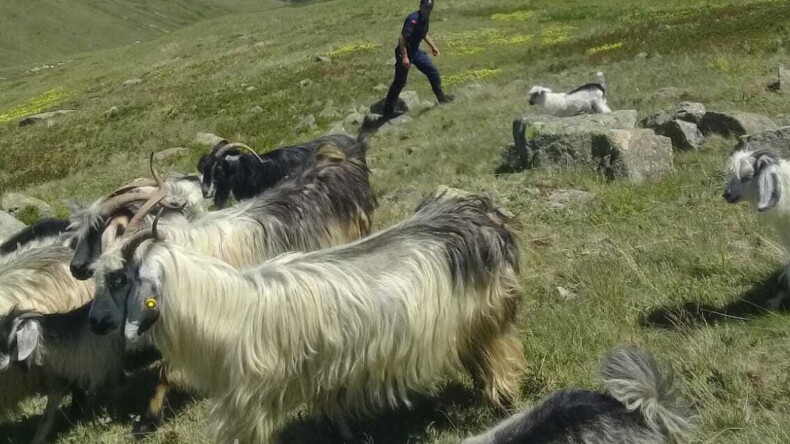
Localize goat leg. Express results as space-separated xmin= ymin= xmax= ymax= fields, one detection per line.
xmin=31 ymin=386 xmax=67 ymax=444
xmin=132 ymin=380 xmax=169 ymax=439
xmin=65 ymin=388 xmax=88 ymax=420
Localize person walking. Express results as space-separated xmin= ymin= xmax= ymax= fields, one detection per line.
xmin=382 ymin=0 xmax=454 ymax=118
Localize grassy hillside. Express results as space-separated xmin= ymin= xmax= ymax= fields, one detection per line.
xmin=0 ymin=0 xmax=282 ymax=69
xmin=2 ymin=0 xmax=790 ymax=443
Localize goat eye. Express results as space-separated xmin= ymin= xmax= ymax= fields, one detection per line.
xmin=109 ymin=274 xmax=127 ymax=288
xmin=741 ymin=175 xmax=753 ymax=183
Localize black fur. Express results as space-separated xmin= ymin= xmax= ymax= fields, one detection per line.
xmin=0 ymin=218 xmax=70 ymax=255
xmin=198 ymin=134 xmax=364 ymax=208
xmin=567 ymin=83 xmax=606 ymax=96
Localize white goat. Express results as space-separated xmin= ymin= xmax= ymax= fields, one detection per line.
xmin=724 ymin=147 xmax=790 ymax=306
xmin=528 ymin=72 xmax=611 ymax=117
xmin=92 ymin=187 xmax=526 ymax=444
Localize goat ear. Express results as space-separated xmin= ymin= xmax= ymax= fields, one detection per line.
xmin=757 ymin=163 xmax=781 ymax=211
xmin=0 ymin=353 xmax=9 ymax=371
xmin=14 ymin=320 xmax=42 ymax=366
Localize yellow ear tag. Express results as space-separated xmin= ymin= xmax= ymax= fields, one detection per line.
xmin=145 ymin=298 xmax=158 ymax=310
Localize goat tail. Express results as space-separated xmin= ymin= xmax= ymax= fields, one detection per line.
xmin=596 ymin=71 xmax=607 ymax=93
xmin=601 ymin=346 xmax=693 ymax=442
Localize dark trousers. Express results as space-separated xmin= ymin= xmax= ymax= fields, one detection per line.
xmin=384 ymin=48 xmax=443 ymax=113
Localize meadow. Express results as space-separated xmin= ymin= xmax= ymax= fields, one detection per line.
xmin=2 ymin=0 xmax=790 ymax=442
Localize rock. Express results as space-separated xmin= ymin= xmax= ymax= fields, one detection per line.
xmin=653 ymin=119 xmax=704 ymax=151
xmin=1 ymin=193 xmax=55 ymax=219
xmin=153 ymin=147 xmax=188 ymax=161
xmin=595 ymin=129 xmax=674 ymax=182
xmin=123 ymin=78 xmax=143 ymax=87
xmin=512 ymin=110 xmax=638 ymax=169
xmin=344 ymin=112 xmax=365 ymax=127
xmin=315 ymin=55 xmax=331 ymax=63
xmin=735 ymin=126 xmax=790 ymax=157
xmin=105 ymin=106 xmax=120 ymax=119
xmin=634 ymin=52 xmax=648 ymax=60
xmin=698 ymin=111 xmax=777 ymax=138
xmin=249 ymin=105 xmax=263 ymax=114
xmin=245 ymin=85 xmax=257 ymax=92
xmin=371 ymin=98 xmax=405 ymax=115
xmin=400 ymin=90 xmax=421 ymax=112
xmin=0 ymin=211 xmax=26 ymax=242
xmin=378 ymin=115 xmax=413 ymax=135
xmin=548 ymin=189 xmax=596 ymax=210
xmin=297 ymin=114 xmax=317 ymax=132
xmin=373 ymin=84 xmax=388 ymax=92
xmin=300 ymin=79 xmax=313 ymax=88
xmin=640 ymin=111 xmax=673 ymax=129
xmin=415 ymin=100 xmax=435 ymax=113
xmin=195 ymin=132 xmax=226 ymax=146
xmin=654 ymin=87 xmax=689 ymax=100
xmin=556 ymin=286 xmax=578 ymax=301
xmin=319 ymin=104 xmax=340 ymax=120
xmin=18 ymin=110 xmax=74 ymax=127
xmin=673 ymin=101 xmax=706 ymax=124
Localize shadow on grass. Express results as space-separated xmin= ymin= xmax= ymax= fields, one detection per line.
xmin=277 ymin=382 xmax=490 ymax=444
xmin=0 ymin=365 xmax=197 ymax=443
xmin=641 ymin=268 xmax=790 ymax=330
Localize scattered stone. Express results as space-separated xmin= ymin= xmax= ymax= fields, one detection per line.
xmin=548 ymin=189 xmax=596 ymax=210
xmin=673 ymin=101 xmax=706 ymax=124
xmin=0 ymin=211 xmax=26 ymax=242
xmin=378 ymin=115 xmax=413 ymax=135
xmin=373 ymin=84 xmax=388 ymax=92
xmin=596 ymin=129 xmax=674 ymax=182
xmin=105 ymin=106 xmax=120 ymax=119
xmin=654 ymin=87 xmax=689 ymax=100
xmin=315 ymin=55 xmax=331 ymax=63
xmin=297 ymin=114 xmax=317 ymax=132
xmin=18 ymin=110 xmax=74 ymax=127
xmin=556 ymin=286 xmax=578 ymax=301
xmin=781 ymin=65 xmax=789 ymax=93
xmin=698 ymin=111 xmax=777 ymax=138
xmin=344 ymin=112 xmax=365 ymax=127
xmin=319 ymin=104 xmax=340 ymax=120
xmin=122 ymin=78 xmax=143 ymax=87
xmin=1 ymin=193 xmax=55 ymax=219
xmin=400 ymin=90 xmax=421 ymax=111
xmin=735 ymin=126 xmax=790 ymax=157
xmin=249 ymin=105 xmax=264 ymax=114
xmin=245 ymin=85 xmax=257 ymax=92
xmin=640 ymin=111 xmax=673 ymax=129
xmin=415 ymin=100 xmax=435 ymax=113
xmin=153 ymin=147 xmax=188 ymax=161
xmin=634 ymin=52 xmax=648 ymax=60
xmin=653 ymin=119 xmax=704 ymax=151
xmin=195 ymin=132 xmax=226 ymax=146
xmin=300 ymin=79 xmax=313 ymax=88
xmin=324 ymin=121 xmax=349 ymax=136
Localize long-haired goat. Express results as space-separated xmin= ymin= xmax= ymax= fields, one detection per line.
xmin=723 ymin=147 xmax=790 ymax=305
xmin=197 ymin=134 xmax=358 ymax=208
xmin=462 ymin=346 xmax=693 ymax=444
xmin=91 ymin=187 xmax=525 ymax=444
xmin=69 ymin=169 xmax=205 ymax=280
xmin=528 ymin=72 xmax=611 ymax=117
xmin=0 ymin=218 xmax=72 ymax=256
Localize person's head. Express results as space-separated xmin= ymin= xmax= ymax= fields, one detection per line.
xmin=419 ymin=0 xmax=434 ymax=19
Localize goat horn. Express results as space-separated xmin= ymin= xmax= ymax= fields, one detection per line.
xmin=126 ymin=192 xmax=167 ymax=232
xmin=214 ymin=142 xmax=264 ymax=163
xmin=99 ymin=192 xmax=160 ymax=219
xmin=121 ymin=208 xmax=165 ymax=264
xmin=106 ymin=179 xmax=160 ymax=199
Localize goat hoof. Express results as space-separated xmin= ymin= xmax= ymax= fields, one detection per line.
xmin=132 ymin=419 xmax=161 ymax=440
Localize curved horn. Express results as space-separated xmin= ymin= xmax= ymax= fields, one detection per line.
xmin=149 ymin=152 xmax=167 ymax=189
xmin=106 ymin=178 xmax=160 ymax=199
xmin=127 ymin=192 xmax=167 ymax=232
xmin=214 ymin=142 xmax=264 ymax=163
xmin=99 ymin=192 xmax=159 ymax=219
xmin=121 ymin=208 xmax=166 ymax=263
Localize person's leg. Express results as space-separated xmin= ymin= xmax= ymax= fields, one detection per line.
xmin=383 ymin=51 xmax=411 ymax=116
xmin=412 ymin=50 xmax=454 ymax=103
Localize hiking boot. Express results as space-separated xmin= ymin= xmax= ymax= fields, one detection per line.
xmin=437 ymin=93 xmax=455 ymax=104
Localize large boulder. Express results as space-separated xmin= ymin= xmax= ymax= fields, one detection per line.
xmin=673 ymin=101 xmax=706 ymax=124
xmin=735 ymin=126 xmax=790 ymax=157
xmin=593 ymin=130 xmax=674 ymax=182
xmin=1 ymin=193 xmax=55 ymax=219
xmin=699 ymin=111 xmax=777 ymax=138
xmin=653 ymin=119 xmax=704 ymax=151
xmin=18 ymin=110 xmax=74 ymax=127
xmin=370 ymin=90 xmax=421 ymax=115
xmin=0 ymin=211 xmax=25 ymax=243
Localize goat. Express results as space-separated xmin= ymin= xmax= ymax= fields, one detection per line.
xmin=69 ymin=169 xmax=205 ymax=280
xmin=0 ymin=218 xmax=72 ymax=256
xmin=462 ymin=346 xmax=693 ymax=444
xmin=197 ymin=134 xmax=358 ymax=208
xmin=90 ymin=187 xmax=525 ymax=444
xmin=528 ymin=72 xmax=610 ymax=117
xmin=723 ymin=147 xmax=790 ymax=306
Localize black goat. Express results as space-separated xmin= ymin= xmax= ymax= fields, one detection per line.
xmin=0 ymin=218 xmax=71 ymax=256
xmin=197 ymin=134 xmax=361 ymax=208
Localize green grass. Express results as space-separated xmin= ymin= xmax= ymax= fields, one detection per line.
xmin=2 ymin=0 xmax=790 ymax=442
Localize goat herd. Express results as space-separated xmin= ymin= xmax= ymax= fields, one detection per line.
xmin=0 ymin=124 xmax=779 ymax=444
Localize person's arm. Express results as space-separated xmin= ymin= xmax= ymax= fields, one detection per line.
xmin=399 ymin=34 xmax=410 ymax=68
xmin=424 ymin=33 xmax=440 ymax=56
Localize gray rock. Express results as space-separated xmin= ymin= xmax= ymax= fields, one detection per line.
xmin=548 ymin=189 xmax=596 ymax=210
xmin=735 ymin=126 xmax=790 ymax=157
xmin=640 ymin=111 xmax=673 ymax=129
xmin=400 ymin=90 xmax=421 ymax=111
xmin=781 ymin=64 xmax=789 ymax=92
xmin=634 ymin=52 xmax=648 ymax=60
xmin=378 ymin=115 xmax=413 ymax=135
xmin=319 ymin=105 xmax=340 ymax=120
xmin=673 ymin=101 xmax=706 ymax=124
xmin=195 ymin=132 xmax=226 ymax=146
xmin=246 ymin=85 xmax=257 ymax=92
xmin=315 ymin=56 xmax=331 ymax=63
xmin=0 ymin=211 xmax=26 ymax=243
xmin=654 ymin=119 xmax=704 ymax=151
xmin=373 ymin=84 xmax=388 ymax=92
xmin=300 ymin=79 xmax=313 ymax=88
xmin=324 ymin=121 xmax=349 ymax=136
xmin=654 ymin=87 xmax=689 ymax=100
xmin=249 ymin=105 xmax=264 ymax=114
xmin=699 ymin=111 xmax=777 ymax=138
xmin=595 ymin=129 xmax=674 ymax=182
xmin=344 ymin=112 xmax=365 ymax=127
xmin=123 ymin=78 xmax=143 ymax=87
xmin=18 ymin=110 xmax=74 ymax=127
xmin=1 ymin=193 xmax=55 ymax=219
xmin=556 ymin=286 xmax=579 ymax=301
xmin=415 ymin=100 xmax=435 ymax=113
xmin=297 ymin=114 xmax=317 ymax=132
xmin=153 ymin=147 xmax=188 ymax=161
xmin=105 ymin=106 xmax=120 ymax=119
